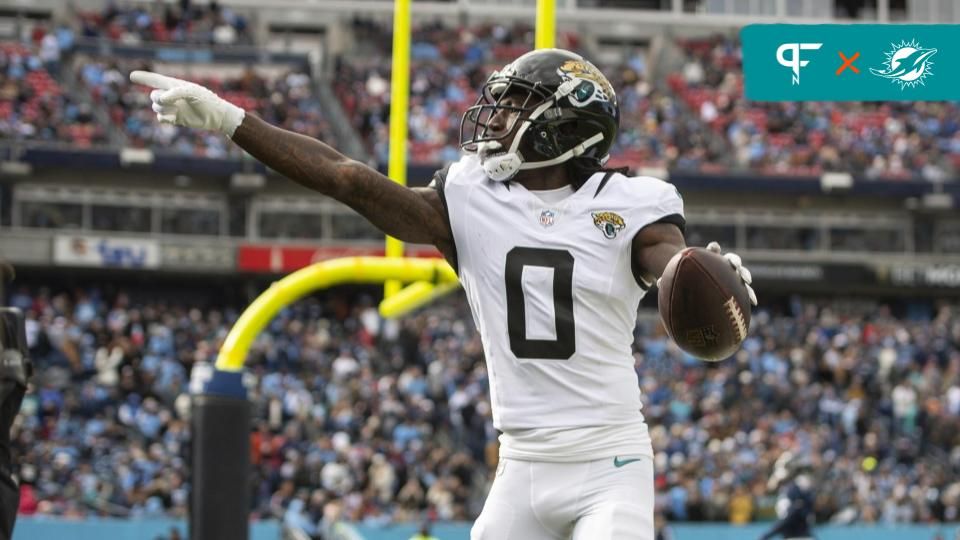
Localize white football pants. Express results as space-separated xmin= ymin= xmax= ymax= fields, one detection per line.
xmin=470 ymin=456 xmax=654 ymax=540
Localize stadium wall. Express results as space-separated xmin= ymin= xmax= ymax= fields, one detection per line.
xmin=11 ymin=518 xmax=280 ymax=540
xmin=10 ymin=519 xmax=960 ymax=540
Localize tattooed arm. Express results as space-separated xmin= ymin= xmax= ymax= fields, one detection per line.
xmin=232 ymin=115 xmax=452 ymax=253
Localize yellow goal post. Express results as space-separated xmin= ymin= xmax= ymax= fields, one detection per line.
xmin=216 ymin=256 xmax=457 ymax=372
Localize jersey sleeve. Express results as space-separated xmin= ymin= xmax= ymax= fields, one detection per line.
xmin=624 ymin=176 xmax=686 ymax=234
xmin=622 ymin=178 xmax=685 ymax=290
xmin=427 ymin=163 xmax=453 ymax=223
xmin=427 ymin=163 xmax=452 ymax=191
xmin=427 ymin=163 xmax=458 ymax=273
xmin=651 ymin=181 xmax=685 ymax=233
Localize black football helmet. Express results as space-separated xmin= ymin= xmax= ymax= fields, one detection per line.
xmin=460 ymin=48 xmax=619 ymax=182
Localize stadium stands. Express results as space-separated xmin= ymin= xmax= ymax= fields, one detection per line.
xmin=332 ymin=20 xmax=548 ymax=166
xmin=3 ymin=16 xmax=958 ymax=181
xmin=0 ymin=40 xmax=107 ymax=147
xmin=82 ymin=59 xmax=330 ymax=158
xmin=9 ymin=286 xmax=488 ymax=524
xmin=7 ymin=283 xmax=960 ymax=527
xmin=75 ymin=1 xmax=253 ymax=46
xmin=0 ymin=19 xmax=331 ymax=159
xmin=1 ymin=2 xmax=959 ymax=538
xmin=333 ymin=23 xmax=960 ymax=179
xmin=661 ymin=35 xmax=960 ymax=180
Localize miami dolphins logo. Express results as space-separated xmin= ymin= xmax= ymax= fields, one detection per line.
xmin=591 ymin=211 xmax=625 ymax=240
xmin=870 ymin=39 xmax=937 ymax=90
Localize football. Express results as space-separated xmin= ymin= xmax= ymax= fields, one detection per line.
xmin=657 ymin=247 xmax=752 ymax=361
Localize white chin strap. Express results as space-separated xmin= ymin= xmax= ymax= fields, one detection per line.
xmin=481 ymin=150 xmax=524 ymax=182
xmin=478 ymin=94 xmax=606 ymax=182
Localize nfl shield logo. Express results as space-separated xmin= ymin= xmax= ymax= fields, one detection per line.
xmin=539 ymin=209 xmax=556 ymax=228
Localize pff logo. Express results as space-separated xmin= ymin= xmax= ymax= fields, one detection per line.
xmin=776 ymin=42 xmax=823 ymax=85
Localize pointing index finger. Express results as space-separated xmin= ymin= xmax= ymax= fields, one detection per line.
xmin=129 ymin=70 xmax=182 ymax=90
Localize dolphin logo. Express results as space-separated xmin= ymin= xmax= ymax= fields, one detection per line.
xmin=870 ymin=40 xmax=937 ymax=89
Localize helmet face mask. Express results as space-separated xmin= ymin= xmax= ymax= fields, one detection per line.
xmin=460 ymin=49 xmax=619 ymax=182
xmin=461 ymin=77 xmax=549 ymax=154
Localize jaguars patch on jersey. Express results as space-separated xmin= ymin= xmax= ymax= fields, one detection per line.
xmin=432 ymin=154 xmax=684 ymax=455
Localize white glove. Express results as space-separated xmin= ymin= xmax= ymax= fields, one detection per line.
xmin=707 ymin=241 xmax=758 ymax=306
xmin=129 ymin=70 xmax=246 ymax=138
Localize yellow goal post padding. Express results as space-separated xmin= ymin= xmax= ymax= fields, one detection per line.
xmin=216 ymin=256 xmax=458 ymax=372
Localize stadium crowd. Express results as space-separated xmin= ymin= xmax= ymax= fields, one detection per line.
xmin=332 ymin=20 xmax=547 ymax=166
xmin=331 ymin=22 xmax=960 ymax=181
xmin=2 ymin=15 xmax=329 ymax=158
xmin=6 ymin=282 xmax=960 ymax=531
xmin=80 ymin=59 xmax=331 ymax=159
xmin=663 ymin=35 xmax=960 ymax=180
xmin=74 ymin=0 xmax=253 ymax=46
xmin=3 ymin=15 xmax=958 ymax=181
xmin=7 ymin=285 xmax=491 ymax=529
xmin=0 ymin=40 xmax=107 ymax=147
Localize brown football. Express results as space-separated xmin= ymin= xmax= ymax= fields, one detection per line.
xmin=657 ymin=247 xmax=751 ymax=361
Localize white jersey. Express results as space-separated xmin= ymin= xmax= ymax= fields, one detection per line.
xmin=433 ymin=154 xmax=684 ymax=462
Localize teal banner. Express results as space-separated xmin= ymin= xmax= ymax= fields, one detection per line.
xmin=741 ymin=24 xmax=960 ymax=101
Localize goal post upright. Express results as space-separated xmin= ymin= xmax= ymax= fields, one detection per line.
xmin=191 ymin=256 xmax=456 ymax=539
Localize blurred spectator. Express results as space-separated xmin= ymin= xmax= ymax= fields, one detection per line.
xmin=655 ymin=512 xmax=675 ymax=540
xmin=729 ymin=484 xmax=753 ymax=524
xmin=409 ymin=522 xmax=439 ymax=540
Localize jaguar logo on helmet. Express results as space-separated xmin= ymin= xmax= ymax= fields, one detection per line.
xmin=558 ymin=60 xmax=615 ymax=106
xmin=591 ymin=211 xmax=625 ymax=239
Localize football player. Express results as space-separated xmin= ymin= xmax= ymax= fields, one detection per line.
xmin=0 ymin=262 xmax=30 ymax=538
xmin=760 ymin=452 xmax=816 ymax=540
xmin=131 ymin=48 xmax=755 ymax=540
